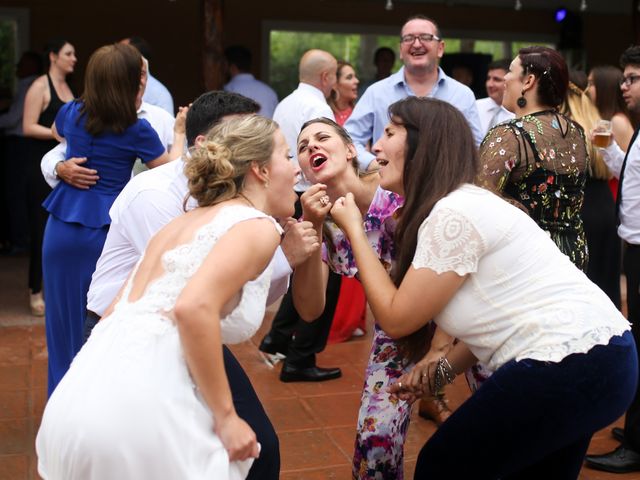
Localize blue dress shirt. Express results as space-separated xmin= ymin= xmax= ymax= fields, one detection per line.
xmin=345 ymin=66 xmax=483 ymax=169
xmin=224 ymin=73 xmax=279 ymax=119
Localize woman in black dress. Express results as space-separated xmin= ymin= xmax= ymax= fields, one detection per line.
xmin=22 ymin=38 xmax=76 ymax=316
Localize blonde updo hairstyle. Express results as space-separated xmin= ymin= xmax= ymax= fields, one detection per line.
xmin=185 ymin=115 xmax=278 ymax=207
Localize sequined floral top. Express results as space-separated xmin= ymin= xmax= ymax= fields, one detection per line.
xmin=478 ymin=110 xmax=589 ymax=271
xmin=322 ymin=186 xmax=403 ymax=277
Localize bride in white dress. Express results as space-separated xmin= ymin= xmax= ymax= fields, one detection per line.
xmin=36 ymin=115 xmax=300 ymax=479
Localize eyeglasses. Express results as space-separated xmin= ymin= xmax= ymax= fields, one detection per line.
xmin=400 ymin=33 xmax=441 ymax=44
xmin=620 ymin=75 xmax=640 ymax=87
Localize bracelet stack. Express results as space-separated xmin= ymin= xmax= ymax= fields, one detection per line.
xmin=433 ymin=357 xmax=455 ymax=394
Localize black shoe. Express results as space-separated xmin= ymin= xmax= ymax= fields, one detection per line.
xmin=612 ymin=426 xmax=625 ymax=443
xmin=279 ymin=363 xmax=342 ymax=382
xmin=585 ymin=445 xmax=640 ymax=473
xmin=259 ymin=334 xmax=288 ymax=356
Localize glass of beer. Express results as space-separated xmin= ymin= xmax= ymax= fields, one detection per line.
xmin=593 ymin=120 xmax=613 ymax=148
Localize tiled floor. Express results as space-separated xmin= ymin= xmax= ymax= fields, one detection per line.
xmin=1 ymin=253 xmax=638 ymax=479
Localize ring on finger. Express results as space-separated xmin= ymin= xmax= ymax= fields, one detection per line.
xmin=319 ymin=195 xmax=330 ymax=207
xmin=398 ymin=381 xmax=403 ymax=390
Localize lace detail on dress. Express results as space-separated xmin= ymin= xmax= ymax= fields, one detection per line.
xmin=112 ymin=205 xmax=279 ymax=344
xmin=412 ymin=207 xmax=484 ymax=276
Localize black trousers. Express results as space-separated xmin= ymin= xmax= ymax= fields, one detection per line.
xmin=624 ymin=243 xmax=640 ymax=452
xmin=25 ymin=138 xmax=53 ymax=294
xmin=83 ymin=311 xmax=280 ymax=479
xmin=266 ymin=191 xmax=342 ymax=367
xmin=269 ymin=269 xmax=342 ymax=367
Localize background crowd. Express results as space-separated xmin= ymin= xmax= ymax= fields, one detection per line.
xmin=1 ymin=11 xmax=640 ymax=480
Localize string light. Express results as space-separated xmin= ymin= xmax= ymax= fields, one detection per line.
xmin=385 ymin=0 xmax=393 ymax=10
xmin=580 ymin=0 xmax=587 ymax=11
xmin=514 ymin=0 xmax=522 ymax=11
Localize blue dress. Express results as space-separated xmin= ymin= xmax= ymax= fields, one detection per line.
xmin=42 ymin=100 xmax=165 ymax=395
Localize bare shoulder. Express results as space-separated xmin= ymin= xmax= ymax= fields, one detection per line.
xmin=227 ymin=216 xmax=281 ymax=249
xmin=28 ymin=75 xmax=48 ymax=93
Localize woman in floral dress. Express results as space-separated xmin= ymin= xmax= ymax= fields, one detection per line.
xmin=291 ymin=117 xmax=418 ymax=479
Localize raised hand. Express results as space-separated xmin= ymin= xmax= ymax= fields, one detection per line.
xmin=281 ymin=218 xmax=321 ymax=268
xmin=300 ymin=183 xmax=331 ymax=226
xmin=330 ymin=192 xmax=364 ymax=237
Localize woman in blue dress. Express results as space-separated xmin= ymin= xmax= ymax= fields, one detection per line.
xmin=42 ymin=43 xmax=170 ymax=395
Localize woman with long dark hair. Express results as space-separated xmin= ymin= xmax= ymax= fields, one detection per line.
xmin=331 ymin=95 xmax=635 ymax=478
xmin=23 ymin=38 xmax=76 ymax=316
xmin=42 ymin=43 xmax=169 ymax=395
xmin=588 ymin=65 xmax=635 ymax=152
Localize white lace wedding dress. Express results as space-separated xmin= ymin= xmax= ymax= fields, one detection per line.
xmin=36 ymin=206 xmax=280 ymax=480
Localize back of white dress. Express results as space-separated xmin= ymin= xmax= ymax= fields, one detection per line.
xmin=36 ymin=206 xmax=280 ymax=480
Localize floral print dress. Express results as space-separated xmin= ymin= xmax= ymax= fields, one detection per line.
xmin=478 ymin=110 xmax=589 ymax=270
xmin=323 ymin=187 xmax=414 ymax=480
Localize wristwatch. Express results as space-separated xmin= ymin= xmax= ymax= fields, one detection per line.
xmin=54 ymin=161 xmax=64 ymax=178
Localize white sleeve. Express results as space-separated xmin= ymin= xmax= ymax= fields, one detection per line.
xmin=40 ymin=142 xmax=67 ymax=189
xmin=601 ymin=141 xmax=627 ymax=179
xmin=266 ymin=247 xmax=292 ymax=306
xmin=412 ymin=207 xmax=485 ymax=276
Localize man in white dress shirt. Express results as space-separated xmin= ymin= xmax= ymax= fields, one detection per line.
xmin=475 ymin=59 xmax=514 ymax=137
xmin=585 ymin=45 xmax=640 ymax=475
xmin=224 ymin=45 xmax=278 ymax=119
xmin=83 ymin=91 xmax=318 ymax=480
xmin=261 ymin=49 xmax=344 ymax=383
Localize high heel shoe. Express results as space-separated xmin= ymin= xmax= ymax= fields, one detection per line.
xmin=29 ymin=291 xmax=45 ymax=317
xmin=418 ymin=393 xmax=452 ymax=426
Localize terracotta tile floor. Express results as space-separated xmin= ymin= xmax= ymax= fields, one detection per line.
xmin=1 ymin=253 xmax=638 ymax=479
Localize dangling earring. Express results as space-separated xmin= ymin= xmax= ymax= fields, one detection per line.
xmin=517 ymin=90 xmax=527 ymax=108
xmin=263 ymin=180 xmax=269 ymax=189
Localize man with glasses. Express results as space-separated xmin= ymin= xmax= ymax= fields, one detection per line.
xmin=344 ymin=14 xmax=482 ymax=172
xmin=585 ymin=45 xmax=640 ymax=474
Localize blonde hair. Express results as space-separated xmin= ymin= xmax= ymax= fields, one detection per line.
xmin=562 ymin=82 xmax=610 ymax=180
xmin=185 ymin=115 xmax=278 ymax=207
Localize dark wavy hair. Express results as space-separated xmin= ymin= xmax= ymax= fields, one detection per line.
xmin=389 ymin=97 xmax=479 ymax=362
xmin=518 ymin=46 xmax=568 ymax=108
xmin=43 ymin=38 xmax=72 ymax=70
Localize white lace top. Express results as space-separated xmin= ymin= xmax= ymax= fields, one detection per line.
xmin=413 ymin=184 xmax=630 ymax=371
xmin=113 ymin=205 xmax=282 ymax=344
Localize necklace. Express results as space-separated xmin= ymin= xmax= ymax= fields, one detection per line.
xmin=237 ymin=193 xmax=256 ymax=209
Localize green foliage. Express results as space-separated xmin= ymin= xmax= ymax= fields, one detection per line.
xmin=269 ymin=31 xmax=405 ymax=98
xmin=270 ymin=31 xmax=361 ymax=98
